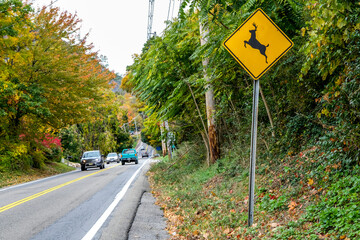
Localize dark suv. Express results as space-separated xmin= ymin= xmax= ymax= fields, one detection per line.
xmin=80 ymin=150 xmax=105 ymax=171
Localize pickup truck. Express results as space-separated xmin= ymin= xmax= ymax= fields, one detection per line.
xmin=120 ymin=149 xmax=138 ymax=165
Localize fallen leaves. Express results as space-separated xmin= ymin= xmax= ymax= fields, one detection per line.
xmin=268 ymin=222 xmax=280 ymax=228
xmin=288 ymin=201 xmax=297 ymax=211
xmin=308 ymin=178 xmax=314 ymax=186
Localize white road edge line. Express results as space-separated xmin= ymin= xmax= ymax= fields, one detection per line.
xmin=0 ymin=170 xmax=78 ymax=192
xmin=82 ymin=159 xmax=149 ymax=240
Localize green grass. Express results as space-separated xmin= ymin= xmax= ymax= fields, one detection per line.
xmin=149 ymin=139 xmax=360 ymax=239
xmin=0 ymin=162 xmax=75 ymax=189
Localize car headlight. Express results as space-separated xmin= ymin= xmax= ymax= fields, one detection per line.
xmin=82 ymin=159 xmax=86 ymax=163
xmin=95 ymin=158 xmax=100 ymax=162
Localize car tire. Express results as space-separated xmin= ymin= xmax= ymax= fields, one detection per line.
xmin=117 ymin=161 xmax=119 ymax=163
xmin=135 ymin=160 xmax=138 ymax=164
xmin=122 ymin=161 xmax=125 ymax=165
xmin=81 ymin=165 xmax=86 ymax=171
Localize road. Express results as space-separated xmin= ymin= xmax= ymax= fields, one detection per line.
xmin=0 ymin=148 xmax=168 ymax=240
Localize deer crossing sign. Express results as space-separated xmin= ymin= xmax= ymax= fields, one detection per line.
xmin=223 ymin=8 xmax=293 ymax=80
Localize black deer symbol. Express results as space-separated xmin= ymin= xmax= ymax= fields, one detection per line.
xmin=244 ymin=23 xmax=269 ymax=63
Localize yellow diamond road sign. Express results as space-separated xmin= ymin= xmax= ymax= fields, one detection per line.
xmin=223 ymin=8 xmax=293 ymax=80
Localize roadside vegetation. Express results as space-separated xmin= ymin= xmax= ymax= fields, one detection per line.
xmin=149 ymin=136 xmax=360 ymax=239
xmin=1 ymin=0 xmax=359 ymax=238
xmin=0 ymin=162 xmax=74 ymax=188
xmin=128 ymin=0 xmax=360 ymax=239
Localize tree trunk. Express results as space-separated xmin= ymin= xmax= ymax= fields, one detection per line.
xmin=200 ymin=23 xmax=220 ymax=164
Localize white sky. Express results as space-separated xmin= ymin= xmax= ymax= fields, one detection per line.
xmin=31 ymin=0 xmax=181 ymax=75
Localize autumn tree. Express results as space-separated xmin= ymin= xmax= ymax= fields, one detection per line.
xmin=0 ymin=3 xmax=116 ymax=170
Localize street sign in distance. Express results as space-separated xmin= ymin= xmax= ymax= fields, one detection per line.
xmin=223 ymin=8 xmax=293 ymax=80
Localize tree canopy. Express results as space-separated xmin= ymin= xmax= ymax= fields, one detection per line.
xmin=0 ymin=1 xmax=120 ymax=170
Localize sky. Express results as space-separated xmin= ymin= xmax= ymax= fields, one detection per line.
xmin=31 ymin=0 xmax=181 ymax=75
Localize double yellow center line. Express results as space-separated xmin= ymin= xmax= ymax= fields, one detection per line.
xmin=0 ymin=165 xmax=118 ymax=213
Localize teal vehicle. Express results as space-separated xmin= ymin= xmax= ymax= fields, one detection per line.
xmin=120 ymin=149 xmax=138 ymax=165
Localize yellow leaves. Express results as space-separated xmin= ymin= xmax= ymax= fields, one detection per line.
xmin=308 ymin=178 xmax=314 ymax=186
xmin=301 ymin=27 xmax=306 ymax=36
xmin=321 ymin=108 xmax=330 ymax=116
xmin=337 ymin=18 xmax=346 ymax=29
xmin=210 ymin=191 xmax=217 ymax=197
xmin=335 ymin=78 xmax=343 ymax=86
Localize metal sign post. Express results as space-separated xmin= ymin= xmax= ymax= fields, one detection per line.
xmin=222 ymin=8 xmax=293 ymax=227
xmin=248 ymin=79 xmax=259 ymax=226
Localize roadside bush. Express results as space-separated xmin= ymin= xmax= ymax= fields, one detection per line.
xmin=43 ymin=147 xmax=62 ymax=163
xmin=282 ymin=114 xmax=323 ymax=153
xmin=29 ymin=149 xmax=46 ymax=169
xmin=0 ymin=142 xmax=31 ymax=171
xmin=150 ymin=139 xmax=207 ymax=185
xmin=305 ymin=172 xmax=360 ymax=238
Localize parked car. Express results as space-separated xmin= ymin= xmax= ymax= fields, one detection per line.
xmin=80 ymin=150 xmax=105 ymax=171
xmin=119 ymin=149 xmax=138 ymax=165
xmin=106 ymin=152 xmax=119 ymax=164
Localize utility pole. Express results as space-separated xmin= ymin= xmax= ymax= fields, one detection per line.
xmin=160 ymin=122 xmax=167 ymax=157
xmin=147 ymin=0 xmax=155 ymax=40
xmin=165 ymin=121 xmax=172 ymax=160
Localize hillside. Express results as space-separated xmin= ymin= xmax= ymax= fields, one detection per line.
xmin=149 ymin=138 xmax=360 ymax=239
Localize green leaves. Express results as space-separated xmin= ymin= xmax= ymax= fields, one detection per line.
xmin=301 ymin=0 xmax=358 ymax=80
xmin=305 ymin=173 xmax=360 ymax=237
xmin=0 ymin=2 xmax=117 ymax=170
xmin=129 ymin=16 xmax=203 ymax=124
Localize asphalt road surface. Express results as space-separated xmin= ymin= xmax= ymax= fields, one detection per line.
xmin=0 ymin=155 xmax=169 ymax=240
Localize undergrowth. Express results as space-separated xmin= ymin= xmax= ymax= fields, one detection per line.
xmin=0 ymin=162 xmax=75 ymax=188
xmin=149 ymin=136 xmax=360 ymax=239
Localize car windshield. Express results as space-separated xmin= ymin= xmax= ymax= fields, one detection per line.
xmin=124 ymin=150 xmax=135 ymax=154
xmin=83 ymin=152 xmax=99 ymax=158
xmin=107 ymin=153 xmax=117 ymax=157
